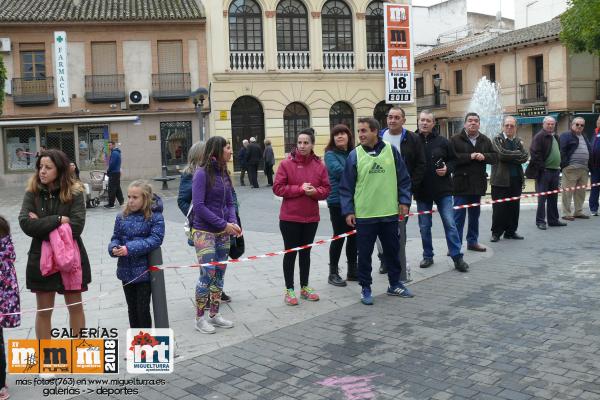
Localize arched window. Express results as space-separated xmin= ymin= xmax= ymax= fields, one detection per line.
xmin=229 ymin=0 xmax=263 ymax=52
xmin=366 ymin=1 xmax=384 ymax=52
xmin=373 ymin=100 xmax=392 ymax=129
xmin=329 ymin=102 xmax=354 ymax=133
xmin=322 ymin=0 xmax=353 ymax=52
xmin=284 ymin=102 xmax=310 ymax=153
xmin=277 ymin=0 xmax=309 ymax=51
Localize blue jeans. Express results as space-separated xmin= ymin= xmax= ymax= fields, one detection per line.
xmin=453 ymin=195 xmax=481 ymax=246
xmin=356 ymin=220 xmax=401 ymax=288
xmin=417 ymin=196 xmax=463 ymax=260
xmin=590 ymin=168 xmax=600 ymax=213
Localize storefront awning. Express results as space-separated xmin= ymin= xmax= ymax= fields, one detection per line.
xmin=0 ymin=115 xmax=140 ymax=127
xmin=513 ymin=113 xmax=559 ymax=125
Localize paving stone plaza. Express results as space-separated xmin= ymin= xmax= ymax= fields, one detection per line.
xmin=3 ymin=176 xmax=600 ymax=400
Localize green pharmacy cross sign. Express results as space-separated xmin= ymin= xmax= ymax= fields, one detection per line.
xmin=54 ymin=31 xmax=70 ymax=107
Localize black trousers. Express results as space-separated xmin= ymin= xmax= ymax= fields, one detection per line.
xmin=280 ymin=220 xmax=318 ymax=289
xmin=491 ymin=176 xmax=522 ymax=236
xmin=107 ymin=172 xmax=124 ymax=206
xmin=247 ymin=163 xmax=259 ymax=188
xmin=328 ymin=205 xmax=357 ymax=269
xmin=264 ymin=163 xmax=274 ymax=186
xmin=240 ymin=167 xmax=247 ymax=185
xmin=0 ymin=328 xmax=5 ymax=388
xmin=123 ymin=281 xmax=152 ymax=328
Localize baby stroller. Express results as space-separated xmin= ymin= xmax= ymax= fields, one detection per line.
xmin=86 ymin=170 xmax=109 ymax=208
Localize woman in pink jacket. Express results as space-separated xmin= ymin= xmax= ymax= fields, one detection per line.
xmin=273 ymin=128 xmax=331 ymax=305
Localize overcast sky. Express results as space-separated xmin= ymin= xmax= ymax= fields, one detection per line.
xmin=412 ymin=0 xmax=516 ymax=19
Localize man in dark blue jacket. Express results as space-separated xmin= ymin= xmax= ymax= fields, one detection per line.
xmin=559 ymin=117 xmax=592 ymax=220
xmin=340 ymin=117 xmax=413 ymax=305
xmin=104 ymin=141 xmax=124 ymax=209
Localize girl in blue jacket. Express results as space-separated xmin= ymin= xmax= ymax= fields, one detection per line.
xmin=109 ymin=180 xmax=165 ymax=328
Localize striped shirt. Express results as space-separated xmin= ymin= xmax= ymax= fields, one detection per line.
xmin=570 ymin=135 xmax=589 ymax=168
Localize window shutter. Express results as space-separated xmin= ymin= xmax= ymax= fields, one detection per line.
xmin=91 ymin=42 xmax=117 ymax=75
xmin=158 ymin=41 xmax=183 ymax=74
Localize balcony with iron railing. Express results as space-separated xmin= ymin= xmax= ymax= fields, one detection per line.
xmin=152 ymin=73 xmax=191 ymax=101
xmin=323 ymin=51 xmax=355 ymax=70
xmin=520 ymin=82 xmax=547 ymax=104
xmin=85 ymin=74 xmax=125 ymax=103
xmin=12 ymin=77 xmax=55 ymax=106
xmin=367 ymin=52 xmax=385 ymax=70
xmin=416 ymin=93 xmax=448 ymax=110
xmin=277 ymin=51 xmax=310 ymax=70
xmin=596 ymin=79 xmax=600 ymax=100
xmin=230 ymin=51 xmax=265 ymax=72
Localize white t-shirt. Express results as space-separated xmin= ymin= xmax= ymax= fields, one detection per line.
xmin=382 ymin=129 xmax=403 ymax=153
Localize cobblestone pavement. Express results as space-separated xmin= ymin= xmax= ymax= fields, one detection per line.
xmin=126 ymin=210 xmax=600 ymax=400
xmin=3 ymin=176 xmax=599 ymax=399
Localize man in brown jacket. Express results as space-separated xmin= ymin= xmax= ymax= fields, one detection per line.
xmin=450 ymin=112 xmax=498 ymax=252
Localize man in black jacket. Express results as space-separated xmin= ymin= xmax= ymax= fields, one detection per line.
xmin=414 ymin=110 xmax=468 ymax=272
xmin=375 ymin=106 xmax=426 ymax=282
xmin=245 ymin=137 xmax=262 ymax=188
xmin=450 ymin=112 xmax=498 ymax=252
xmin=524 ymin=116 xmax=565 ymax=230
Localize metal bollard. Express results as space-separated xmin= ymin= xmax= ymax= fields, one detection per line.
xmin=148 ymin=247 xmax=170 ymax=328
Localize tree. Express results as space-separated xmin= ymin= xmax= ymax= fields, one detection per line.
xmin=0 ymin=54 xmax=6 ymax=115
xmin=559 ymin=0 xmax=600 ymax=55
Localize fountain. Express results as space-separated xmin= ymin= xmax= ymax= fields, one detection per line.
xmin=467 ymin=77 xmax=504 ymax=137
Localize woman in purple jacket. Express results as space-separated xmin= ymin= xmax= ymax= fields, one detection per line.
xmin=192 ymin=136 xmax=241 ymax=334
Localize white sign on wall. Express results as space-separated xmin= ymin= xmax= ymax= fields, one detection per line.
xmin=54 ymin=31 xmax=70 ymax=107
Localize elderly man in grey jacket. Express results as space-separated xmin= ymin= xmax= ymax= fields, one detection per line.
xmin=490 ymin=116 xmax=529 ymax=242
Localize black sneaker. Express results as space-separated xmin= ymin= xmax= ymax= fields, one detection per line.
xmin=103 ymin=204 xmax=115 ymax=209
xmin=328 ymin=274 xmax=347 ymax=287
xmin=419 ymin=258 xmax=434 ymax=268
xmin=220 ymin=292 xmax=231 ymax=303
xmin=454 ymin=258 xmax=469 ymax=272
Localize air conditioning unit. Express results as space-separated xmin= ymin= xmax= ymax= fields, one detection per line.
xmin=128 ymin=89 xmax=149 ymax=106
xmin=0 ymin=38 xmax=11 ymax=52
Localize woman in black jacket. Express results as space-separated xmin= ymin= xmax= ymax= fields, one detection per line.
xmin=19 ymin=149 xmax=90 ymax=339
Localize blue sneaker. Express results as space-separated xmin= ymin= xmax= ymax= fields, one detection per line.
xmin=387 ymin=283 xmax=414 ymax=298
xmin=361 ymin=287 xmax=373 ymax=305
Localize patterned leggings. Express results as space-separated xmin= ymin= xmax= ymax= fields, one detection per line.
xmin=193 ymin=229 xmax=230 ymax=318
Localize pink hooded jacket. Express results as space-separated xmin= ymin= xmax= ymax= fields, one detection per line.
xmin=40 ymin=224 xmax=82 ymax=291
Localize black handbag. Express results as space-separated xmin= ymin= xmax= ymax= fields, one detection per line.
xmin=229 ymin=211 xmax=245 ymax=259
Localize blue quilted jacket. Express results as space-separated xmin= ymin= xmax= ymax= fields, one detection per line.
xmin=108 ymin=195 xmax=165 ymax=283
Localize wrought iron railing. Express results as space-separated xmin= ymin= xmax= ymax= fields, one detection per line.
xmin=12 ymin=77 xmax=54 ymax=105
xmin=85 ymin=75 xmax=125 ymax=103
xmin=416 ymin=93 xmax=448 ymax=110
xmin=520 ymin=82 xmax=547 ymax=104
xmin=152 ymin=73 xmax=191 ymax=100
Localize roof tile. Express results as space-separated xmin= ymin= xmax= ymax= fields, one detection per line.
xmin=0 ymin=0 xmax=204 ymax=22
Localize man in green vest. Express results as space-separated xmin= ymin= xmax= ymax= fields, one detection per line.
xmin=340 ymin=117 xmax=414 ymax=305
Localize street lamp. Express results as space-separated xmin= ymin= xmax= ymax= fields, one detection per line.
xmin=432 ymin=77 xmax=450 ymax=94
xmin=192 ymin=87 xmax=209 ymax=142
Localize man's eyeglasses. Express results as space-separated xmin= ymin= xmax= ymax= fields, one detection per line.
xmin=574 ymin=123 xmax=585 ymax=127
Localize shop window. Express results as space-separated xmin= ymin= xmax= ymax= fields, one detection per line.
xmin=78 ymin=125 xmax=109 ymax=170
xmin=40 ymin=127 xmax=76 ymax=163
xmin=160 ymin=121 xmax=192 ymax=173
xmin=4 ymin=128 xmax=37 ymax=172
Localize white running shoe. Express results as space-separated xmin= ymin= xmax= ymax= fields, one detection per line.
xmin=207 ymin=313 xmax=234 ymax=329
xmin=195 ymin=317 xmax=216 ymax=334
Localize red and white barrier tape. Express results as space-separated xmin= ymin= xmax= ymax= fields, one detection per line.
xmin=2 ymin=181 xmax=598 ymax=317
